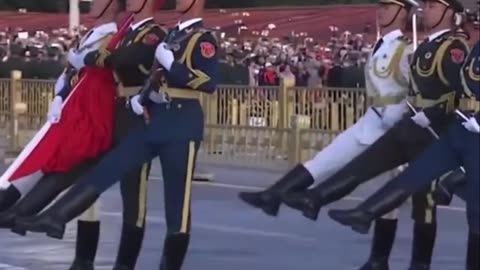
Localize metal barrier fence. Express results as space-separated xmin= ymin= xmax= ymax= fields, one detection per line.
xmin=0 ymin=71 xmax=367 ymax=168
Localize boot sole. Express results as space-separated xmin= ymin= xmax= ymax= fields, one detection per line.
xmin=350 ymin=223 xmax=371 ymax=234
xmin=302 ymin=208 xmax=320 ymax=221
xmin=261 ymin=203 xmax=280 ymax=216
xmin=11 ymin=225 xmax=27 ymax=236
xmin=46 ymin=227 xmax=65 ymax=240
xmin=239 ymin=194 xmax=280 ymax=217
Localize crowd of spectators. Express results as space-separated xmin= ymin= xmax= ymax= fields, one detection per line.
xmin=0 ymin=23 xmax=372 ymax=88
xmin=0 ymin=5 xmax=478 ymax=89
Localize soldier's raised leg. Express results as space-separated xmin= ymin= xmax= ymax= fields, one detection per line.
xmin=238 ymin=125 xmax=374 ymax=217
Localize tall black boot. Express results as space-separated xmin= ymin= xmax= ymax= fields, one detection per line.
xmin=112 ymin=223 xmax=146 ymax=270
xmin=3 ymin=175 xmax=63 ymax=231
xmin=408 ymin=222 xmax=436 ymax=270
xmin=282 ymin=168 xmax=365 ymax=221
xmin=466 ymin=231 xmax=479 ymax=270
xmin=238 ymin=164 xmax=314 ymax=216
xmin=69 ymin=220 xmax=100 ymax=270
xmin=433 ymin=168 xmax=466 ymax=205
xmin=357 ymin=219 xmax=398 ymax=270
xmin=328 ymin=180 xmax=410 ymax=234
xmin=13 ymin=185 xmax=99 ymax=239
xmin=159 ymin=233 xmax=190 ymax=270
xmin=0 ymin=185 xmax=21 ymax=212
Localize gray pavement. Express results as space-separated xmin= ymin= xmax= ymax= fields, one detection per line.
xmin=0 ymin=162 xmax=469 ymax=270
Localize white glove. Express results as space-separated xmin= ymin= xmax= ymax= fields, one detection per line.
xmin=462 ymin=117 xmax=480 ymax=134
xmin=130 ymin=95 xmax=144 ymax=116
xmin=54 ymin=73 xmax=66 ymax=94
xmin=47 ymin=96 xmax=63 ymax=124
xmin=411 ymin=111 xmax=431 ymax=128
xmin=155 ymin=42 xmax=174 ymax=71
xmin=68 ymin=48 xmax=88 ymax=70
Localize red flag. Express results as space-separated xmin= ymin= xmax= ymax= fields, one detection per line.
xmin=5 ymin=15 xmax=135 ymax=182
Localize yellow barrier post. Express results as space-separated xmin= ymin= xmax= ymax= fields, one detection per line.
xmin=8 ymin=70 xmax=26 ymax=153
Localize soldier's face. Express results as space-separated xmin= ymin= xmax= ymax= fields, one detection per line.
xmin=422 ymin=1 xmax=451 ymax=28
xmin=377 ymin=4 xmax=402 ymax=26
xmin=176 ymin=0 xmax=195 ymax=13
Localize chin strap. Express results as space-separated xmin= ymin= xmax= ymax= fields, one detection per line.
xmin=95 ymin=0 xmax=114 ymax=19
xmin=181 ymin=0 xmax=198 ymax=14
xmin=380 ymin=5 xmax=403 ymax=28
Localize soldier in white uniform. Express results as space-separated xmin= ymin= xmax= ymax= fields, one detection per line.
xmin=240 ymin=1 xmax=420 ymax=269
xmin=0 ymin=1 xmax=122 ymax=270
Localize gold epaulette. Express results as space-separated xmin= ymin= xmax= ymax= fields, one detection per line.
xmin=397 ymin=35 xmax=412 ymax=44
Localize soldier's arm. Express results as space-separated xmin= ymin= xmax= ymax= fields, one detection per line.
xmin=85 ymin=27 xmax=165 ymax=71
xmin=167 ymin=33 xmax=219 ymax=93
xmin=423 ymin=37 xmax=469 ymax=119
xmin=398 ymin=43 xmax=413 ymax=85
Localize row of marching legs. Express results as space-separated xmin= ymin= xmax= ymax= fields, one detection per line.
xmin=239 ymin=163 xmax=477 ymax=270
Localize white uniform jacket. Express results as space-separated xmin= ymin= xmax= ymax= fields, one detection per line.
xmin=352 ymin=29 xmax=413 ymax=145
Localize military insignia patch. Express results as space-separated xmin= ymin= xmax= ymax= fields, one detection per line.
xmin=200 ymin=42 xmax=215 ymax=58
xmin=450 ymin=49 xmax=465 ymax=64
xmin=142 ymin=33 xmax=159 ymax=45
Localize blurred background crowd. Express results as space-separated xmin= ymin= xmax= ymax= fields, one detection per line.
xmin=0 ymin=0 xmax=478 ymax=88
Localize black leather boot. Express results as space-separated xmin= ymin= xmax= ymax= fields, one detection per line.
xmin=328 ymin=180 xmax=410 ymax=234
xmin=282 ymin=169 xmax=365 ymax=221
xmin=466 ymin=231 xmax=479 ymax=270
xmin=238 ymin=164 xmax=314 ymax=216
xmin=68 ymin=220 xmax=100 ymax=270
xmin=0 ymin=185 xmax=21 ymax=212
xmin=69 ymin=259 xmax=94 ymax=270
xmin=13 ymin=186 xmax=99 ymax=239
xmin=356 ymin=218 xmax=398 ymax=270
xmin=433 ymin=168 xmax=466 ymax=205
xmin=113 ymin=223 xmax=145 ymax=269
xmin=408 ymin=222 xmax=436 ymax=270
xmin=159 ymin=233 xmax=190 ymax=270
xmin=357 ymin=257 xmax=389 ymax=270
xmin=4 ymin=175 xmax=63 ymax=231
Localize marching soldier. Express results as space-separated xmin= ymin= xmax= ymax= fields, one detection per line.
xmin=0 ymin=1 xmax=121 ymax=269
xmin=329 ymin=38 xmax=479 ymax=270
xmin=10 ymin=0 xmax=166 ymax=269
xmin=17 ymin=0 xmax=217 ymax=269
xmin=239 ymin=1 xmax=426 ymax=269
xmin=242 ymin=0 xmax=470 ymax=269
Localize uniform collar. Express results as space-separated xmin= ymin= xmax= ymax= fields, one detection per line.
xmin=131 ymin=17 xmax=154 ymax=31
xmin=176 ymin=18 xmax=203 ymax=31
xmin=428 ymin=29 xmax=450 ymax=41
xmin=93 ymin=22 xmax=117 ymax=35
xmin=382 ymin=29 xmax=403 ymax=43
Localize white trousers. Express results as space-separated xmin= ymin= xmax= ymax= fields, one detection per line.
xmin=303 ymin=124 xmax=400 ymax=219
xmin=78 ymin=201 xmax=100 ymax=222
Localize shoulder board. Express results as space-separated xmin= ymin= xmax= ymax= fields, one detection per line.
xmin=134 ymin=24 xmax=160 ymax=43
xmin=197 ymin=28 xmax=219 ymax=43
xmin=396 ymin=35 xmax=412 ymax=44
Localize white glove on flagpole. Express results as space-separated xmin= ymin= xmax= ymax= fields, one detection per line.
xmin=130 ymin=95 xmax=144 ymax=116
xmin=47 ymin=96 xmax=63 ymax=124
xmin=155 ymin=42 xmax=174 ymax=71
xmin=462 ymin=117 xmax=480 ymax=134
xmin=411 ymin=111 xmax=431 ymax=128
